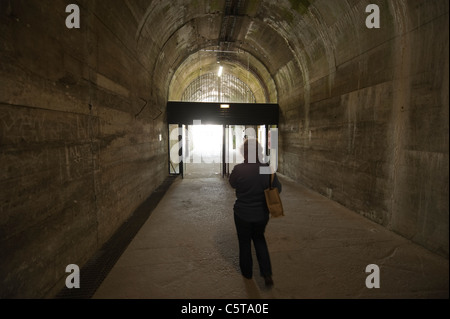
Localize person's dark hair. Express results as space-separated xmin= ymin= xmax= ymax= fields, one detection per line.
xmin=241 ymin=138 xmax=263 ymax=163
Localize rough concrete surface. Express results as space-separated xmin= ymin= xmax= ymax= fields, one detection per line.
xmin=93 ymin=173 xmax=448 ymax=299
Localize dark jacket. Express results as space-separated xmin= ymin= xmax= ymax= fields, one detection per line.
xmin=229 ymin=163 xmax=282 ymax=222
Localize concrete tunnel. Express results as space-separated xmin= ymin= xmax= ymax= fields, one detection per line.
xmin=0 ymin=0 xmax=448 ymax=299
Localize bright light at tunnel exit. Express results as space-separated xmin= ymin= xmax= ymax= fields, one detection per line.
xmin=191 ymin=125 xmax=223 ymax=160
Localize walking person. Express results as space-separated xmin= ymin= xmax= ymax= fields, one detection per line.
xmin=229 ymin=138 xmax=282 ymax=286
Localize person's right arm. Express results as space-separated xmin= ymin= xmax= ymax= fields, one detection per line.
xmin=273 ymin=174 xmax=282 ymax=193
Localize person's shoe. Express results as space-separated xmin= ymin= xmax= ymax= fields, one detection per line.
xmin=264 ymin=276 xmax=273 ymax=287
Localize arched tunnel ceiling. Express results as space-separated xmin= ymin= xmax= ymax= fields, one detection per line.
xmin=131 ymin=0 xmax=403 ymax=105
xmin=168 ymin=50 xmax=277 ymax=103
xmin=133 ymin=0 xmax=309 ymax=104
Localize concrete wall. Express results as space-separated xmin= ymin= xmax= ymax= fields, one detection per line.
xmin=275 ymin=0 xmax=449 ymax=257
xmin=0 ymin=0 xmax=167 ymax=298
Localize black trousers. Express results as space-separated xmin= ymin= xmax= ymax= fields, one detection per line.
xmin=234 ymin=214 xmax=272 ymax=279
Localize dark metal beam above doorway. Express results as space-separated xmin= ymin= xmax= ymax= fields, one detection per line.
xmin=167 ymin=101 xmax=279 ymax=125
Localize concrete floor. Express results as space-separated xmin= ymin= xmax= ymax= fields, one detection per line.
xmin=93 ymin=165 xmax=448 ymax=299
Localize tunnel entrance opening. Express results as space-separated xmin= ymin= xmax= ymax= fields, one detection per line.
xmin=167 ymin=46 xmax=279 ymax=179
xmin=185 ymin=124 xmax=223 ymax=178
xmin=167 ymin=101 xmax=279 ymax=179
xmin=169 ymin=123 xmax=272 ymax=179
